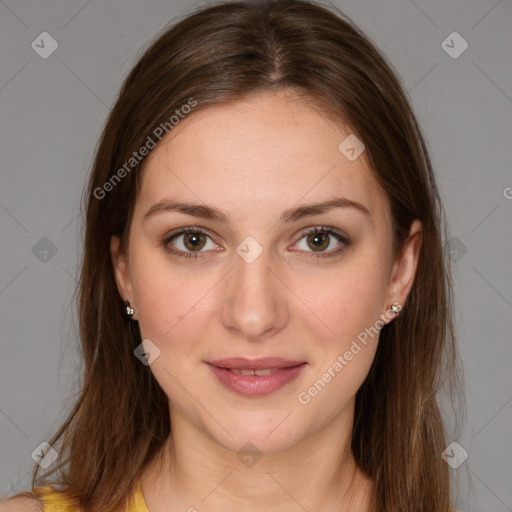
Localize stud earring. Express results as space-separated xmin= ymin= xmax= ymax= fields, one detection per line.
xmin=390 ymin=302 xmax=402 ymax=318
xmin=124 ymin=299 xmax=134 ymax=318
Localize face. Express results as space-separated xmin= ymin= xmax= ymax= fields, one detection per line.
xmin=111 ymin=89 xmax=422 ymax=455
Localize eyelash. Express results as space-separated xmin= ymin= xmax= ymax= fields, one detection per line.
xmin=162 ymin=226 xmax=351 ymax=261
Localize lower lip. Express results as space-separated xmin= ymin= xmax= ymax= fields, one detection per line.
xmin=206 ymin=363 xmax=307 ymax=397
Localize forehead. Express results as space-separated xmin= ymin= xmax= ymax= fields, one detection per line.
xmin=137 ymin=90 xmax=388 ymax=223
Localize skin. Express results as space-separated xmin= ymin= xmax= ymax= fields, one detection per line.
xmin=111 ymin=89 xmax=422 ymax=512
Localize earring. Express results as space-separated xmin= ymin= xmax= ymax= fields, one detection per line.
xmin=124 ymin=299 xmax=134 ymax=318
xmin=390 ymin=302 xmax=402 ymax=318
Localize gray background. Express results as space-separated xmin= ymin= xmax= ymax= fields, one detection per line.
xmin=1 ymin=0 xmax=511 ymax=510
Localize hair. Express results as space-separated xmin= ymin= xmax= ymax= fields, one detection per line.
xmin=7 ymin=1 xmax=465 ymax=511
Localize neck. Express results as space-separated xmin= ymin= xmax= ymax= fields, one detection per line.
xmin=141 ymin=400 xmax=373 ymax=512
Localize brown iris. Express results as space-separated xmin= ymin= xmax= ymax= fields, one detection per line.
xmin=183 ymin=232 xmax=207 ymax=251
xmin=307 ymin=232 xmax=329 ymax=251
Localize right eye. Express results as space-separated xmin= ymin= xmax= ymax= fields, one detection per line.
xmin=162 ymin=227 xmax=221 ymax=259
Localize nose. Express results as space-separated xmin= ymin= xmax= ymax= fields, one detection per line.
xmin=220 ymin=244 xmax=289 ymax=341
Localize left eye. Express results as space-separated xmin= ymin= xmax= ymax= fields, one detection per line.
xmin=292 ymin=227 xmax=348 ymax=255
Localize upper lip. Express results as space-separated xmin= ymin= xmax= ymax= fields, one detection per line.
xmin=207 ymin=358 xmax=305 ymax=370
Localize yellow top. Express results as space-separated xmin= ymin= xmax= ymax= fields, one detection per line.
xmin=34 ymin=480 xmax=149 ymax=512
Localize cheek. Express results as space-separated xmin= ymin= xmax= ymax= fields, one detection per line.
xmin=295 ymin=273 xmax=382 ymax=417
xmin=291 ymin=255 xmax=389 ymax=406
xmin=129 ymin=252 xmax=183 ymax=336
xmin=293 ymin=256 xmax=388 ymax=341
xmin=129 ymin=251 xmax=220 ymax=344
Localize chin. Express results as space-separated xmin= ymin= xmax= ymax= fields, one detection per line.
xmin=202 ymin=410 xmax=308 ymax=456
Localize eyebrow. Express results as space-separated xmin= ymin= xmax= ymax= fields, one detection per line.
xmin=143 ymin=196 xmax=372 ymax=224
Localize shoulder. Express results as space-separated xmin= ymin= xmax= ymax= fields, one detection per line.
xmin=0 ymin=485 xmax=73 ymax=512
xmin=0 ymin=496 xmax=43 ymax=512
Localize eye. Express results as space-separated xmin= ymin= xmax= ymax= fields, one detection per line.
xmin=162 ymin=225 xmax=351 ymax=261
xmin=162 ymin=227 xmax=219 ymax=259
xmin=292 ymin=226 xmax=351 ymax=258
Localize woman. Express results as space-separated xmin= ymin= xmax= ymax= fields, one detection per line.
xmin=2 ymin=0 xmax=464 ymax=510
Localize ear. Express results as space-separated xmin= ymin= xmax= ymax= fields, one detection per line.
xmin=110 ymin=235 xmax=136 ymax=318
xmin=381 ymin=219 xmax=422 ymax=323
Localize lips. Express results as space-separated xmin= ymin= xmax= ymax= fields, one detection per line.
xmin=229 ymin=368 xmax=277 ymax=376
xmin=208 ymin=357 xmax=305 ymax=370
xmin=206 ymin=357 xmax=307 ymax=397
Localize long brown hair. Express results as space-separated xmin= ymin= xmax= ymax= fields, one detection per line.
xmin=7 ymin=1 xmax=465 ymax=510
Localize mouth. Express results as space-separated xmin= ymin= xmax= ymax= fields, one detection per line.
xmin=227 ymin=368 xmax=282 ymax=376
xmin=206 ymin=357 xmax=307 ymax=397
